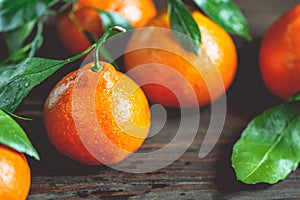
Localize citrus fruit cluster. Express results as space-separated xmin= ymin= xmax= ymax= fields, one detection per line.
xmin=2 ymin=1 xmax=300 ymax=199
xmin=46 ymin=0 xmax=240 ymax=165
xmin=46 ymin=0 xmax=239 ymax=165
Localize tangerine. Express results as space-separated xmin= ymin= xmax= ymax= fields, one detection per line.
xmin=43 ymin=62 xmax=150 ymax=165
xmin=124 ymin=10 xmax=237 ymax=107
xmin=56 ymin=0 xmax=157 ymax=54
xmin=259 ymin=5 xmax=300 ymax=100
xmin=0 ymin=144 xmax=31 ymax=200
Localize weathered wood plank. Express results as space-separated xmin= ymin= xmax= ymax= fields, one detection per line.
xmin=25 ymin=106 xmax=300 ymax=199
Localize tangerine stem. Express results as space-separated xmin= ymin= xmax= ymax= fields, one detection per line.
xmin=64 ymin=44 xmax=96 ymax=64
xmin=92 ymin=26 xmax=126 ymax=72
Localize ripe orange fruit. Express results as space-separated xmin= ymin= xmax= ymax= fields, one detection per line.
xmin=0 ymin=144 xmax=31 ymax=200
xmin=76 ymin=0 xmax=157 ymax=28
xmin=56 ymin=0 xmax=157 ymax=54
xmin=259 ymin=5 xmax=300 ymax=100
xmin=43 ymin=62 xmax=150 ymax=165
xmin=56 ymin=8 xmax=103 ymax=55
xmin=124 ymin=10 xmax=237 ymax=107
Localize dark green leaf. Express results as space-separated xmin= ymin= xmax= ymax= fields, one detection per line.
xmin=29 ymin=21 xmax=44 ymax=57
xmin=0 ymin=58 xmax=67 ymax=112
xmin=1 ymin=21 xmax=44 ymax=66
xmin=0 ymin=65 xmax=16 ymax=85
xmin=168 ymin=0 xmax=201 ymax=55
xmin=232 ymin=102 xmax=300 ymax=184
xmin=0 ymin=109 xmax=39 ymax=160
xmin=193 ymin=0 xmax=252 ymax=41
xmin=0 ymin=40 xmax=95 ymax=112
xmin=0 ymin=0 xmax=56 ymax=32
xmin=1 ymin=44 xmax=32 ymax=64
xmin=98 ymin=10 xmax=133 ymax=32
xmin=3 ymin=20 xmax=36 ymax=53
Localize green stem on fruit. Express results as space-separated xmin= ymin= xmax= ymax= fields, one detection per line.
xmin=91 ymin=26 xmax=126 ymax=72
xmin=68 ymin=8 xmax=124 ymax=72
xmin=50 ymin=26 xmax=125 ymax=69
xmin=64 ymin=44 xmax=96 ymax=63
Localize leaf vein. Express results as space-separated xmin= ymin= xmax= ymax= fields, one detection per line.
xmin=241 ymin=111 xmax=300 ymax=180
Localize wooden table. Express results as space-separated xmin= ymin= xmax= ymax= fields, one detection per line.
xmin=10 ymin=1 xmax=300 ymax=199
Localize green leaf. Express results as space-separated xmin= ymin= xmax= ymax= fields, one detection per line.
xmin=3 ymin=20 xmax=36 ymax=53
xmin=0 ymin=65 xmax=16 ymax=85
xmin=0 ymin=0 xmax=56 ymax=32
xmin=1 ymin=43 xmax=32 ymax=65
xmin=168 ymin=0 xmax=201 ymax=55
xmin=193 ymin=0 xmax=252 ymax=41
xmin=0 ymin=64 xmax=15 ymax=72
xmin=28 ymin=21 xmax=44 ymax=57
xmin=289 ymin=92 xmax=300 ymax=102
xmin=0 ymin=21 xmax=44 ymax=68
xmin=0 ymin=58 xmax=67 ymax=112
xmin=0 ymin=41 xmax=96 ymax=113
xmin=0 ymin=109 xmax=39 ymax=160
xmin=98 ymin=10 xmax=133 ymax=32
xmin=232 ymin=102 xmax=300 ymax=184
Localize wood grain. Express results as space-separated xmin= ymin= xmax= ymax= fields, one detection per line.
xmin=25 ymin=104 xmax=300 ymax=199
